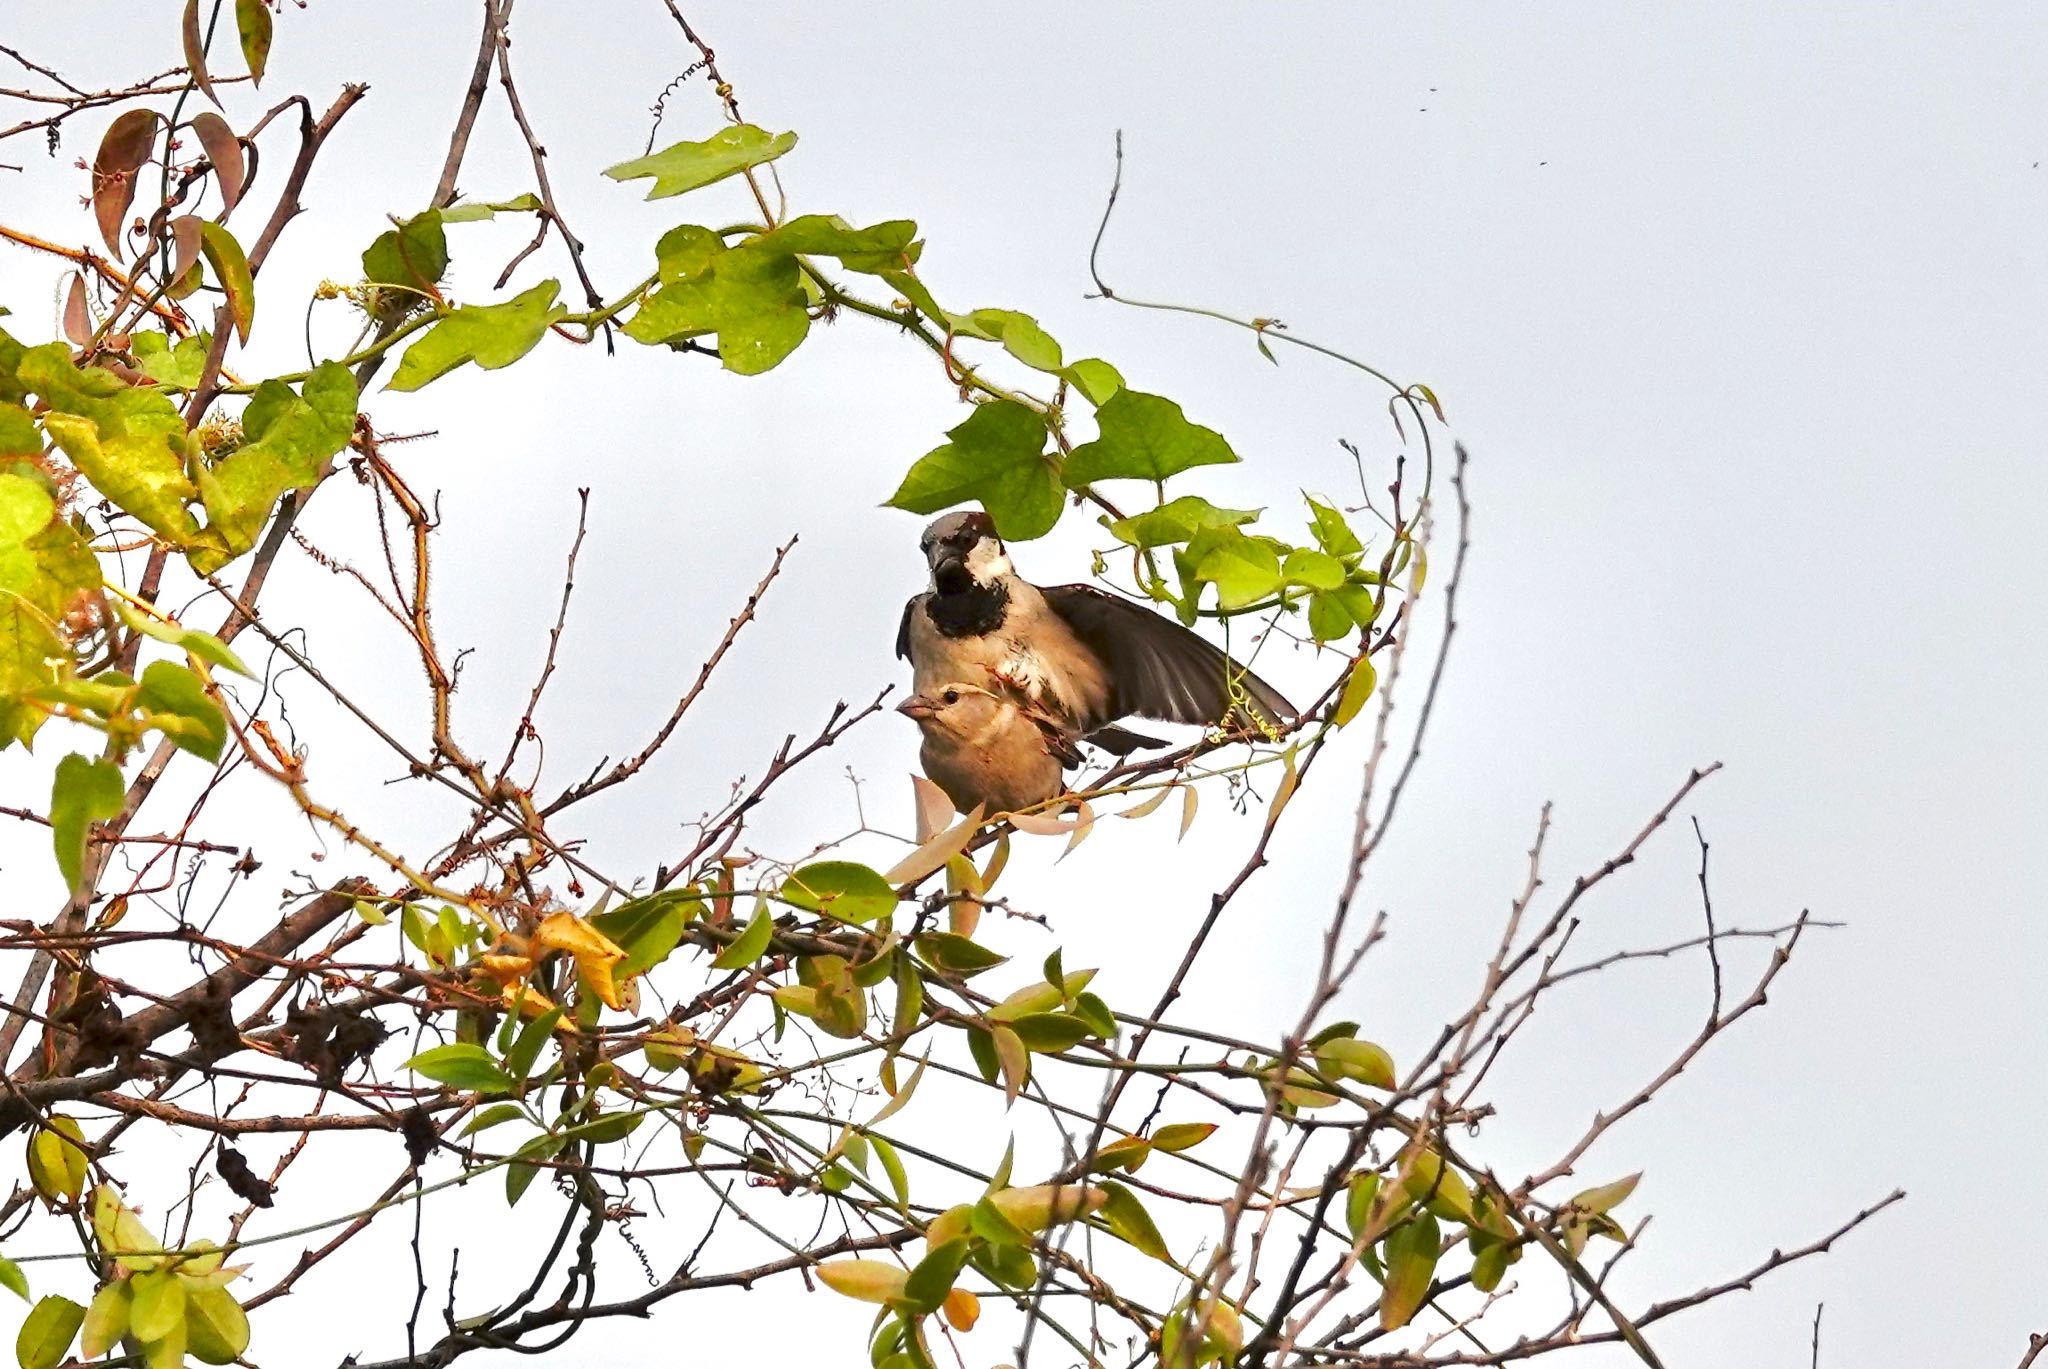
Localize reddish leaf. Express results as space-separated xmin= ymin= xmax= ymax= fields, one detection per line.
xmin=169 ymin=216 xmax=205 ymax=284
xmin=61 ymin=276 xmax=89 ymax=346
xmin=182 ymin=0 xmax=222 ymax=108
xmin=92 ymin=110 xmax=161 ymax=259
xmin=189 ymin=112 xmax=244 ymax=214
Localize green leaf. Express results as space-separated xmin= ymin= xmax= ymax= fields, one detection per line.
xmin=590 ymin=889 xmax=698 ymax=976
xmin=1192 ymin=531 xmax=1282 ymax=610
xmin=624 ymin=228 xmax=809 ymax=375
xmin=110 ymin=600 xmax=252 ymax=678
xmin=192 ymin=360 xmax=357 ymax=570
xmin=438 ymin=194 xmax=545 ymax=223
xmin=0 ymin=402 xmax=39 ymax=456
xmin=902 ymin=1237 xmax=970 ymax=1315
xmin=878 ymin=268 xmax=946 ymax=324
xmin=457 ymin=1102 xmax=528 ymax=1137
xmin=884 ymin=400 xmax=1060 ymax=542
xmin=1063 ymin=357 xmax=1123 ymax=406
xmin=754 ymin=215 xmax=920 ymax=273
xmin=1069 ymin=991 xmax=1116 ymax=1038
xmin=965 ymin=309 xmax=1062 ymax=374
xmin=15 ymin=1294 xmax=84 ymax=1369
xmin=1306 ymin=496 xmax=1363 ymax=560
xmin=182 ymin=1282 xmax=248 ymax=1365
xmin=50 ymin=754 xmax=123 ymax=893
xmin=1282 ymin=547 xmax=1345 ymax=592
xmin=1005 ymin=1011 xmax=1091 ymax=1054
xmin=1379 ymin=1211 xmax=1441 ymax=1330
xmin=604 ymin=125 xmax=798 ymax=199
xmin=197 ymin=223 xmax=254 ymax=345
xmin=1064 ymin=390 xmax=1238 ymax=486
xmin=406 ymin=1043 xmax=513 ymax=1094
xmin=1306 ymin=592 xmax=1351 ymax=643
xmin=711 ymin=902 xmax=774 ymax=969
xmin=1109 ymin=495 xmax=1259 ymax=550
xmin=503 ymin=1006 xmax=563 ymax=1083
xmin=388 ymin=280 xmax=566 ymax=391
xmin=362 ymin=211 xmax=449 ymax=298
xmin=235 ymin=0 xmax=271 ymax=83
xmin=872 ymin=1135 xmax=909 ymax=1206
xmin=136 ymin=660 xmax=226 ymax=761
xmin=1400 ymin=1149 xmax=1477 ymax=1225
xmin=1098 ymin=1180 xmax=1170 ymax=1261
xmin=783 ymin=860 xmax=896 ymax=924
xmin=1470 ymin=1240 xmax=1510 ymax=1292
xmin=913 ymin=932 xmax=1008 ymax=977
xmin=0 ymin=1258 xmax=25 ymax=1302
xmin=1332 ymin=653 xmax=1378 ymax=727
xmin=1344 ymin=1170 xmax=1381 ymax=1240
xmin=504 ymin=1133 xmax=563 ymax=1206
xmin=129 ymin=331 xmax=212 ymax=389
xmin=1314 ymin=1036 xmax=1395 ymax=1090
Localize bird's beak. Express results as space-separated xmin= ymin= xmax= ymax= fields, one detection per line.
xmin=930 ymin=549 xmax=971 ymax=593
xmin=896 ymin=696 xmax=937 ymax=721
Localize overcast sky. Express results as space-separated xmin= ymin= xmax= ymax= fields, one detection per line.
xmin=3 ymin=4 xmax=2044 ymax=1366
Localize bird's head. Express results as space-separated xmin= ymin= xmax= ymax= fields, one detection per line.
xmin=920 ymin=511 xmax=1009 ymax=594
xmin=896 ymin=681 xmax=1005 ymax=738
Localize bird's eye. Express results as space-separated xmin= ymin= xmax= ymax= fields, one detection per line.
xmin=942 ymin=689 xmax=959 ymax=704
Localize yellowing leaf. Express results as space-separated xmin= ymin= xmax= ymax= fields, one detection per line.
xmin=1379 ymin=1211 xmax=1440 ymax=1330
xmin=534 ymin=910 xmax=629 ymax=1010
xmin=15 ymin=1293 xmax=85 ymax=1369
xmin=988 ymin=1184 xmax=1107 ymax=1232
xmin=26 ymin=1115 xmax=89 ymax=1203
xmin=1571 ymin=1172 xmax=1642 ymax=1216
xmin=1150 ymin=1122 xmax=1217 ymax=1153
xmin=197 ymin=223 xmax=254 ymax=344
xmin=1333 ymin=652 xmax=1378 ymax=727
xmin=815 ymin=1259 xmax=907 ymax=1305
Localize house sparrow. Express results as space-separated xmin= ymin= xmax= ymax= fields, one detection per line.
xmin=897 ymin=512 xmax=1294 ymax=746
xmin=896 ymin=682 xmax=1067 ymax=816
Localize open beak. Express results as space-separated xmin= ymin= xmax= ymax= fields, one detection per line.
xmin=896 ymin=696 xmax=937 ymax=721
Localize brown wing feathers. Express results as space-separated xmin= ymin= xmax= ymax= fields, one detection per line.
xmin=1040 ymin=585 xmax=1294 ymax=732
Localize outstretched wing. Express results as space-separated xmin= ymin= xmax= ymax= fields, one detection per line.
xmin=1041 ymin=584 xmax=1295 ymax=731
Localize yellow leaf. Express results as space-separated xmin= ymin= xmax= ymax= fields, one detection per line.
xmin=534 ymin=911 xmax=629 ymax=1010
xmin=988 ymin=1184 xmax=1107 ymax=1231
xmin=27 ymin=1116 xmax=88 ymax=1204
xmin=815 ymin=1259 xmax=907 ymax=1305
xmin=925 ymin=1204 xmax=973 ymax=1249
xmin=1333 ymin=653 xmax=1377 ymax=727
xmin=1178 ymin=784 xmax=1200 ymax=840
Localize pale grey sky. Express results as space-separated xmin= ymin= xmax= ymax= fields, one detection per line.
xmin=2 ymin=4 xmax=2043 ymax=1365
